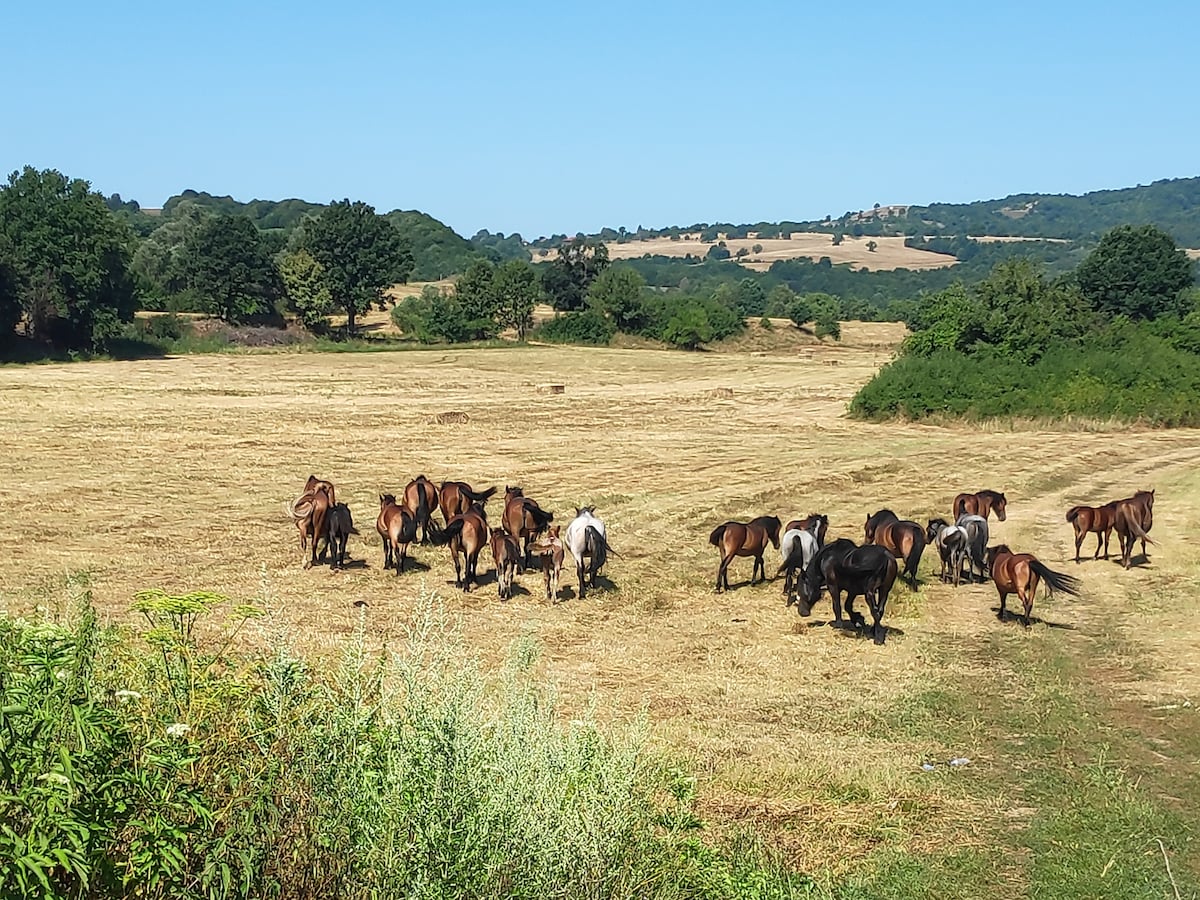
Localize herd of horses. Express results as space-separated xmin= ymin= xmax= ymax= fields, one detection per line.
xmin=708 ymin=488 xmax=1156 ymax=645
xmin=286 ymin=475 xmax=616 ymax=602
xmin=286 ymin=477 xmax=1156 ymax=646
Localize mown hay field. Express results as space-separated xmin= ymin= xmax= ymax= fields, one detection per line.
xmin=2 ymin=327 xmax=1198 ymax=895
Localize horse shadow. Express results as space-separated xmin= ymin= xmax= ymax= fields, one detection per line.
xmin=559 ymin=574 xmax=619 ymax=602
xmin=394 ymin=558 xmax=432 ymax=574
xmin=1109 ymin=554 xmax=1151 ymax=569
xmin=331 ymin=558 xmax=368 ymax=571
xmin=991 ymin=608 xmax=1076 ymax=630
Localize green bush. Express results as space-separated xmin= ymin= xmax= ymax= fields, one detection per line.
xmin=533 ymin=309 xmax=615 ymax=346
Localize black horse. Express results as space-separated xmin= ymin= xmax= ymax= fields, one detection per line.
xmin=326 ymin=502 xmax=359 ymax=570
xmin=797 ymin=538 xmax=899 ymax=645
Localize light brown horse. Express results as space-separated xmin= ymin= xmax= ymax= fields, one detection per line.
xmin=435 ymin=503 xmax=489 ymax=591
xmin=376 ymin=493 xmax=418 ymax=575
xmin=864 ymin=509 xmax=926 ymax=588
xmin=402 ymin=475 xmax=439 ymax=544
xmin=303 ymin=475 xmax=336 ymax=508
xmin=1113 ymin=489 xmax=1155 ymax=569
xmin=1065 ymin=501 xmax=1117 ymax=563
xmin=502 ymin=486 xmax=555 ymax=567
xmin=534 ymin=525 xmax=565 ymax=602
xmin=439 ymin=481 xmax=498 ymax=524
xmin=288 ymin=482 xmax=333 ymax=569
xmin=708 ymin=515 xmax=781 ymax=592
xmin=952 ymin=490 xmax=1008 ymax=522
xmin=489 ymin=526 xmax=523 ymax=600
xmin=786 ymin=513 xmax=828 ymax=548
xmin=985 ymin=544 xmax=1082 ymax=627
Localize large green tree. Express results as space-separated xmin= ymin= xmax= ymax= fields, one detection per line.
xmin=305 ymin=200 xmax=412 ymax=332
xmin=492 ymin=260 xmax=540 ymax=340
xmin=587 ymin=266 xmax=646 ymax=332
xmin=131 ymin=202 xmax=211 ymax=304
xmin=453 ymin=259 xmax=499 ymax=339
xmin=542 ymin=239 xmax=609 ymax=311
xmin=180 ymin=214 xmax=281 ymax=323
xmin=1075 ymin=224 xmax=1195 ymax=321
xmin=279 ymin=249 xmax=332 ymax=329
xmin=0 ymin=166 xmax=137 ymax=350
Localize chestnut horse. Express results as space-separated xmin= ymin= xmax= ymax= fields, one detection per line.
xmin=797 ymin=538 xmax=898 ymax=645
xmin=1065 ymin=501 xmax=1118 ymax=563
xmin=288 ymin=481 xmax=333 ymax=569
xmin=489 ymin=526 xmax=523 ymax=600
xmin=952 ymin=490 xmax=1008 ymax=522
xmin=403 ymin=475 xmax=440 ymax=544
xmin=708 ymin=515 xmax=781 ymax=592
xmin=786 ymin=513 xmax=828 ymax=548
xmin=864 ymin=509 xmax=926 ymax=588
xmin=502 ymin=486 xmax=555 ymax=567
xmin=439 ymin=481 xmax=498 ymax=523
xmin=435 ymin=503 xmax=490 ymax=591
xmin=376 ymin=493 xmax=419 ymax=574
xmin=985 ymin=544 xmax=1082 ymax=627
xmin=534 ymin=525 xmax=565 ymax=602
xmin=1113 ymin=489 xmax=1155 ymax=569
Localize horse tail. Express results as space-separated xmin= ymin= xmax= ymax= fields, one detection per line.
xmin=527 ymin=502 xmax=554 ymax=529
xmin=709 ymin=524 xmax=727 ymax=547
xmin=466 ymin=485 xmax=498 ymax=505
xmin=417 ymin=481 xmax=430 ymax=528
xmin=585 ymin=525 xmax=608 ymax=570
xmin=1065 ymin=506 xmax=1082 ymax=523
xmin=952 ymin=495 xmax=965 ymax=519
xmin=1029 ymin=560 xmax=1082 ymax=598
xmin=432 ymin=517 xmax=463 ymax=546
xmin=906 ymin=534 xmax=926 ymax=581
xmin=1120 ymin=511 xmax=1155 ymax=544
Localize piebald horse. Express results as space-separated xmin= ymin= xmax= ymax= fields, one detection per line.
xmin=708 ymin=516 xmax=781 ymax=592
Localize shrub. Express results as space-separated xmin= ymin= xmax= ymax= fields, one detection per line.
xmin=533 ymin=310 xmax=615 ymax=346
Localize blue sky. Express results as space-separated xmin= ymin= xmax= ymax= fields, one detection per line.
xmin=5 ymin=2 xmax=1197 ymax=238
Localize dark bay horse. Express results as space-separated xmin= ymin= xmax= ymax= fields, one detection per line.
xmin=435 ymin=503 xmax=490 ymax=591
xmin=798 ymin=538 xmax=898 ymax=645
xmin=489 ymin=526 xmax=523 ymax=600
xmin=986 ymin=544 xmax=1082 ymax=627
xmin=439 ymin=481 xmax=498 ymax=524
xmin=502 ymin=486 xmax=554 ymax=567
xmin=708 ymin=515 xmax=781 ymax=592
xmin=1065 ymin=501 xmax=1118 ymax=563
xmin=403 ymin=475 xmax=440 ymax=544
xmin=786 ymin=513 xmax=828 ymax=548
xmin=864 ymin=509 xmax=926 ymax=588
xmin=326 ymin=502 xmax=358 ymax=570
xmin=952 ymin=490 xmax=1008 ymax=522
xmin=376 ymin=494 xmax=418 ymax=575
xmin=1113 ymin=490 xmax=1155 ymax=569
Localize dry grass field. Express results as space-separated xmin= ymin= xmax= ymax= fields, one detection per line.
xmin=587 ymin=233 xmax=958 ymax=272
xmin=2 ymin=330 xmax=1199 ymax=895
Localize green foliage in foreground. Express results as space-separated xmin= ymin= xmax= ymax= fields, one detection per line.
xmin=0 ymin=582 xmax=809 ymax=900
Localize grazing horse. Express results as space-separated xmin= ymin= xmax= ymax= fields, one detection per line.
xmin=564 ymin=506 xmax=616 ymax=600
xmin=1065 ymin=501 xmax=1118 ymax=563
xmin=864 ymin=509 xmax=926 ymax=588
xmin=326 ymin=502 xmax=358 ymax=570
xmin=785 ymin=513 xmax=828 ymax=548
xmin=434 ymin=503 xmax=489 ymax=591
xmin=439 ymin=481 xmax=498 ymax=524
xmin=502 ymin=486 xmax=555 ymax=567
xmin=926 ymin=518 xmax=968 ymax=586
xmin=708 ymin=515 xmax=781 ymax=592
xmin=955 ymin=514 xmax=990 ymax=582
xmin=403 ymin=475 xmax=440 ymax=544
xmin=535 ymin=525 xmax=565 ymax=602
xmin=1113 ymin=489 xmax=1155 ymax=569
xmin=798 ymin=539 xmax=898 ymax=645
xmin=489 ymin=527 xmax=523 ymax=600
xmin=288 ymin=483 xmax=333 ymax=569
xmin=777 ymin=526 xmax=820 ymax=606
xmin=985 ymin=544 xmax=1082 ymax=627
xmin=952 ymin=490 xmax=1008 ymax=522
xmin=376 ymin=493 xmax=419 ymax=575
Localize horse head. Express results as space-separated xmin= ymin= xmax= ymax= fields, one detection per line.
xmin=379 ymin=493 xmax=397 ymax=508
xmin=763 ymin=516 xmax=781 ymax=549
xmin=926 ymin=518 xmax=949 ymax=543
xmin=994 ymin=492 xmax=1008 ymax=522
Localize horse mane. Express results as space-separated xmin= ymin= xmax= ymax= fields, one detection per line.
xmin=980 ymin=489 xmax=1006 ymax=502
xmin=380 ymin=493 xmax=397 ymax=505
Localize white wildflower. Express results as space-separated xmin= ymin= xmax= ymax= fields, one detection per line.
xmin=115 ymin=690 xmax=142 ymax=703
xmin=54 ymin=669 xmax=69 ymax=682
xmin=166 ymin=723 xmax=191 ymax=739
xmin=38 ymin=772 xmax=70 ymax=786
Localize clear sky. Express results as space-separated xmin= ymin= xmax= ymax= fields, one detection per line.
xmin=5 ymin=2 xmax=1197 ymax=239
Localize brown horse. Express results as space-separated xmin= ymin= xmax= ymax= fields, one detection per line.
xmin=402 ymin=475 xmax=439 ymax=544
xmin=786 ymin=513 xmax=828 ymax=548
xmin=376 ymin=493 xmax=419 ymax=575
xmin=326 ymin=502 xmax=358 ymax=570
xmin=502 ymin=486 xmax=555 ymax=567
xmin=534 ymin=525 xmax=565 ymax=602
xmin=1113 ymin=489 xmax=1155 ymax=569
xmin=952 ymin=490 xmax=1008 ymax=522
xmin=864 ymin=509 xmax=926 ymax=587
xmin=288 ymin=482 xmax=333 ymax=569
xmin=439 ymin=481 xmax=498 ymax=524
xmin=303 ymin=475 xmax=336 ymax=508
xmin=985 ymin=544 xmax=1082 ymax=627
xmin=1065 ymin=502 xmax=1118 ymax=563
xmin=708 ymin=515 xmax=781 ymax=592
xmin=489 ymin=526 xmax=523 ymax=600
xmin=435 ymin=503 xmax=489 ymax=591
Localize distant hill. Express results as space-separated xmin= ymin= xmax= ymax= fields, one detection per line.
xmin=157 ymin=190 xmax=528 ymax=281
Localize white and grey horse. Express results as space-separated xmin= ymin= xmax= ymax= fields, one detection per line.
xmin=955 ymin=513 xmax=990 ymax=582
xmin=776 ymin=525 xmax=821 ymax=607
xmin=926 ymin=518 xmax=968 ymax=586
xmin=564 ymin=506 xmax=617 ymax=600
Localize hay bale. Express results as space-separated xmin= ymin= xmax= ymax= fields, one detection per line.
xmin=537 ymin=383 xmax=565 ymax=394
xmin=707 ymin=387 xmax=735 ymax=399
xmin=432 ymin=411 xmax=470 ymax=424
